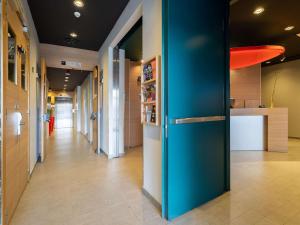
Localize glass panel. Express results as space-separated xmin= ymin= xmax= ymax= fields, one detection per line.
xmin=8 ymin=26 xmax=16 ymax=83
xmin=21 ymin=51 xmax=26 ymax=90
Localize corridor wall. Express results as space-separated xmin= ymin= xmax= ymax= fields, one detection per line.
xmin=20 ymin=0 xmax=40 ymax=174
xmin=98 ymin=0 xmax=143 ymax=158
xmin=97 ymin=0 xmax=162 ymax=205
xmin=79 ymin=74 xmax=93 ymax=142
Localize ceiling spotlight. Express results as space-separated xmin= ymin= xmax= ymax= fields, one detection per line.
xmin=284 ymin=26 xmax=295 ymax=31
xmin=266 ymin=61 xmax=271 ymax=64
xmin=74 ymin=0 xmax=84 ymax=7
xmin=74 ymin=11 xmax=81 ymax=18
xmin=70 ymin=32 xmax=78 ymax=38
xmin=253 ymin=7 xmax=265 ymax=15
xmin=65 ymin=77 xmax=69 ymax=79
xmin=296 ymin=33 xmax=300 ymax=38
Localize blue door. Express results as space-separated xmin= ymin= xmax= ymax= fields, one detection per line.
xmin=162 ymin=0 xmax=230 ymax=220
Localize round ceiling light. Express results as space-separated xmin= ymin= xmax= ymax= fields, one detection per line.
xmin=74 ymin=11 xmax=81 ymax=18
xmin=70 ymin=32 xmax=78 ymax=38
xmin=253 ymin=7 xmax=264 ymax=15
xmin=285 ymin=26 xmax=295 ymax=31
xmin=74 ymin=0 xmax=84 ymax=7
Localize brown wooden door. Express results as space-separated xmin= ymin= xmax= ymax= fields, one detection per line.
xmin=92 ymin=67 xmax=99 ymax=152
xmin=2 ymin=1 xmax=30 ymax=224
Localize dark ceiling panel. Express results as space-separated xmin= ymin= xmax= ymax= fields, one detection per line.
xmin=47 ymin=67 xmax=90 ymax=92
xmin=230 ymin=0 xmax=300 ymax=65
xmin=28 ymin=0 xmax=129 ymax=50
xmin=119 ymin=18 xmax=142 ymax=61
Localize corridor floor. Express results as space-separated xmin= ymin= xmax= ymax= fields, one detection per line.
xmin=10 ymin=129 xmax=300 ymax=225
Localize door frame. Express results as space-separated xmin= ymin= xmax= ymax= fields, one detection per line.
xmin=161 ymin=0 xmax=231 ymax=219
xmin=40 ymin=58 xmax=47 ymax=162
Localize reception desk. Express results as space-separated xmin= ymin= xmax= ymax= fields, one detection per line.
xmin=230 ymin=108 xmax=288 ymax=152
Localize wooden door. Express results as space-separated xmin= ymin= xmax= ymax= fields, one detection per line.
xmin=2 ymin=1 xmax=30 ymax=224
xmin=92 ymin=67 xmax=99 ymax=152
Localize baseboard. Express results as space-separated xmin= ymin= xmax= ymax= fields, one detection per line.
xmin=142 ymin=188 xmax=162 ymax=213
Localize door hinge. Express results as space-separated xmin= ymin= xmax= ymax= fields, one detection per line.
xmin=165 ymin=115 xmax=168 ymax=139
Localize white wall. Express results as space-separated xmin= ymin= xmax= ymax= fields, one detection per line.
xmin=262 ymin=59 xmax=300 ymax=138
xmin=21 ymin=0 xmax=40 ymax=174
xmin=97 ymin=0 xmax=162 ymax=204
xmin=76 ymin=87 xmax=81 ymax=132
xmin=79 ymin=74 xmax=93 ymax=141
xmin=40 ymin=44 xmax=99 ymax=71
xmin=99 ymin=50 xmax=110 ymax=155
xmin=142 ymin=0 xmax=162 ymax=205
xmin=98 ymin=0 xmax=143 ymax=157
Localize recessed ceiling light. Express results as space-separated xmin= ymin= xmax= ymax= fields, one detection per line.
xmin=74 ymin=11 xmax=81 ymax=18
xmin=266 ymin=61 xmax=271 ymax=64
xmin=70 ymin=32 xmax=78 ymax=38
xmin=284 ymin=26 xmax=295 ymax=31
xmin=74 ymin=0 xmax=84 ymax=7
xmin=65 ymin=76 xmax=69 ymax=79
xmin=296 ymin=33 xmax=300 ymax=37
xmin=253 ymin=7 xmax=265 ymax=15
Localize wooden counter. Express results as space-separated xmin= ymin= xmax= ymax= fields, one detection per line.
xmin=231 ymin=108 xmax=288 ymax=152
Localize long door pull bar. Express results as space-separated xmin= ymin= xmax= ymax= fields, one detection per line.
xmin=171 ymin=116 xmax=225 ymax=125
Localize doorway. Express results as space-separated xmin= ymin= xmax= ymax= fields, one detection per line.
xmin=119 ymin=18 xmax=143 ymax=155
xmin=54 ymin=97 xmax=73 ymax=129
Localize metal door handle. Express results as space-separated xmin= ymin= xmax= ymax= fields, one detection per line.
xmin=171 ymin=116 xmax=225 ymax=125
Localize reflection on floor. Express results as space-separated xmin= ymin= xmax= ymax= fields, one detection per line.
xmin=9 ymin=130 xmax=300 ymax=225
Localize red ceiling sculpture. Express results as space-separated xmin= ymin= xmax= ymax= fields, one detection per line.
xmin=230 ymin=45 xmax=285 ymax=70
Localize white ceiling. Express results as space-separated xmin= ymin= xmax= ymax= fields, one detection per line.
xmin=40 ymin=44 xmax=99 ymax=71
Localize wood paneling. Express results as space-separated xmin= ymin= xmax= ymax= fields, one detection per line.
xmin=2 ymin=1 xmax=30 ymax=224
xmin=124 ymin=60 xmax=143 ymax=148
xmin=230 ymin=65 xmax=261 ymax=108
xmin=231 ymin=108 xmax=288 ymax=152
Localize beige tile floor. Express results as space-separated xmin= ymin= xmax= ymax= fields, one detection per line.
xmin=10 ymin=129 xmax=300 ymax=225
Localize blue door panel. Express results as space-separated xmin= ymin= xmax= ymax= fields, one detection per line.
xmin=162 ymin=0 xmax=229 ymax=220
xmin=168 ymin=122 xmax=225 ymax=219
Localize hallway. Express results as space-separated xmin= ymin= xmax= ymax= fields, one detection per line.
xmin=10 ymin=129 xmax=161 ymax=225
xmin=9 ymin=128 xmax=300 ymax=225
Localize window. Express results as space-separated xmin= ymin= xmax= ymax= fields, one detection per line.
xmin=8 ymin=26 xmax=16 ymax=83
xmin=21 ymin=50 xmax=26 ymax=90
